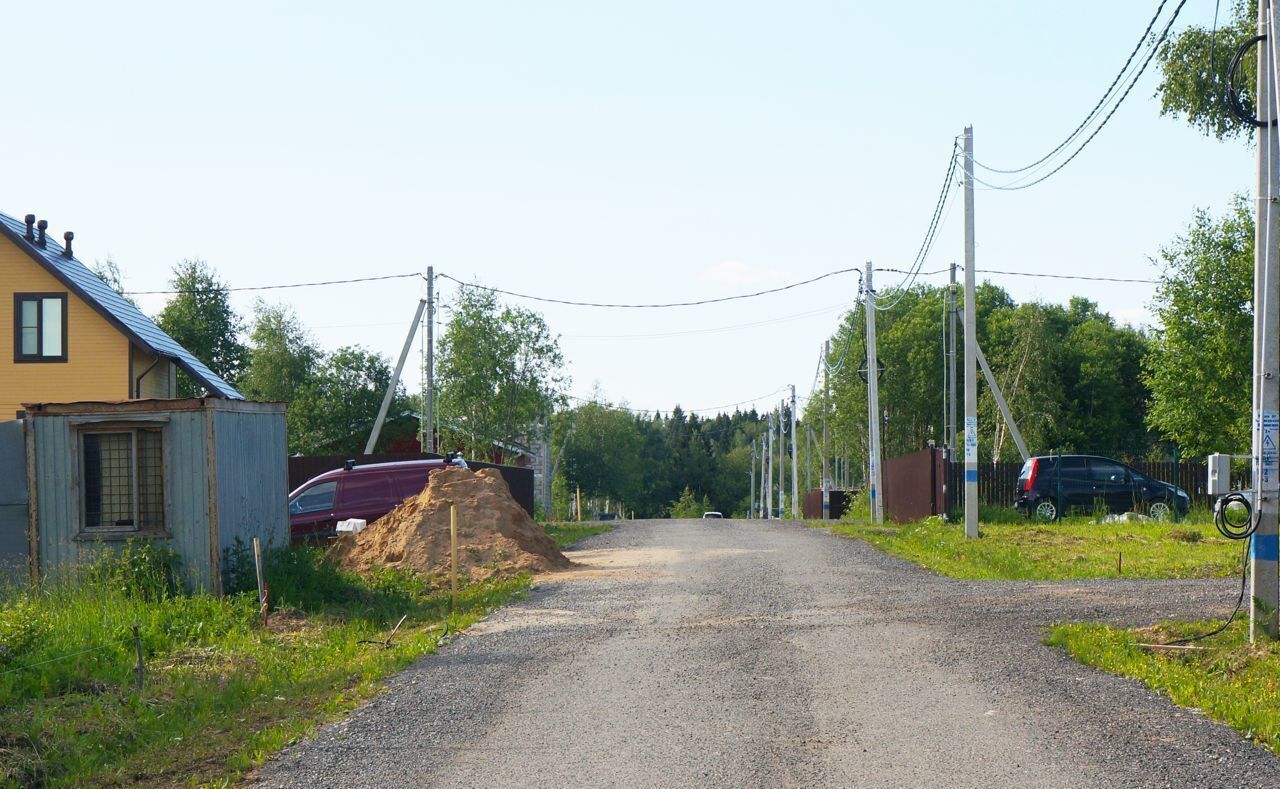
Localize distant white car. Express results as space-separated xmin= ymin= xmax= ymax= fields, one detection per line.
xmin=702 ymin=511 xmax=723 ymax=519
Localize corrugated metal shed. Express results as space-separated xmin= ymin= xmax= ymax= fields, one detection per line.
xmin=0 ymin=211 xmax=242 ymax=399
xmin=25 ymin=398 xmax=285 ymax=592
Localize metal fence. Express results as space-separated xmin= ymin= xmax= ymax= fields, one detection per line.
xmin=942 ymin=458 xmax=1243 ymax=512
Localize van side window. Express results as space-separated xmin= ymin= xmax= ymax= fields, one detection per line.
xmin=339 ymin=476 xmax=394 ymax=509
xmin=292 ymin=481 xmax=336 ymax=514
xmin=1089 ymin=460 xmax=1128 ymax=483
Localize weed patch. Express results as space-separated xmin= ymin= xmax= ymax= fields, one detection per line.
xmin=0 ymin=544 xmax=526 ymax=786
xmin=1048 ymin=621 xmax=1280 ymax=752
xmin=544 ymin=521 xmax=617 ymax=549
xmin=816 ymin=516 xmax=1240 ymax=580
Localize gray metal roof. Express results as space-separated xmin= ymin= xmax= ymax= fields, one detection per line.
xmin=0 ymin=211 xmax=243 ymax=399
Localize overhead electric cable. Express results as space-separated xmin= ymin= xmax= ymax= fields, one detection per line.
xmin=963 ymin=0 xmax=1189 ymax=191
xmin=438 ymin=268 xmax=860 ymax=309
xmin=562 ymin=303 xmax=847 ymax=341
xmin=127 ymin=272 xmax=424 ymax=296
xmin=969 ymin=0 xmax=1172 ymax=174
xmin=875 ymin=146 xmax=959 ymax=308
xmin=564 ymin=387 xmax=789 ymax=416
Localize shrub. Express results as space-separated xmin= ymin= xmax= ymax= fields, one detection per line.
xmin=0 ymin=597 xmax=47 ymax=664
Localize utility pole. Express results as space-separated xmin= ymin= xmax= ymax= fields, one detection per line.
xmin=425 ymin=266 xmax=435 ymax=453
xmin=822 ymin=340 xmax=831 ymax=520
xmin=749 ymin=441 xmax=757 ymax=520
xmin=962 ymin=126 xmax=979 ymax=539
xmin=1252 ymin=1 xmax=1280 ymax=641
xmin=765 ymin=415 xmax=774 ymax=518
xmin=365 ymin=298 xmax=428 ymax=455
xmin=865 ymin=261 xmax=884 ymax=524
xmin=777 ymin=403 xmax=786 ymax=518
xmin=948 ymin=263 xmax=958 ymax=459
xmin=790 ymin=385 xmax=800 ymax=519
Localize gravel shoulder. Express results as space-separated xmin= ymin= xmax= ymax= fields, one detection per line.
xmin=254 ymin=519 xmax=1280 ymax=788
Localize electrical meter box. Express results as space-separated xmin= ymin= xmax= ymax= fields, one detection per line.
xmin=1208 ymin=453 xmax=1232 ymax=496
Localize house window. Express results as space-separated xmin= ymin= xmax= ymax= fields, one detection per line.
xmin=14 ymin=292 xmax=67 ymax=362
xmin=82 ymin=429 xmax=164 ymax=532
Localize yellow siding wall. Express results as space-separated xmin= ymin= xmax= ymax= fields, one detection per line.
xmin=131 ymin=347 xmax=175 ymax=399
xmin=0 ymin=235 xmax=130 ymax=418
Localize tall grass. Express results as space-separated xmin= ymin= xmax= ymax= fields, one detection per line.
xmin=0 ymin=542 xmax=526 ymax=786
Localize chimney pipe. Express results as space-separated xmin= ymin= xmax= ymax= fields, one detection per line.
xmin=36 ymin=220 xmax=47 ymax=248
xmin=63 ymin=231 xmax=74 ymax=258
xmin=23 ymin=215 xmax=35 ymax=241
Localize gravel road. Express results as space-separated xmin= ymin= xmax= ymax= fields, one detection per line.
xmin=255 ymin=518 xmax=1280 ymax=788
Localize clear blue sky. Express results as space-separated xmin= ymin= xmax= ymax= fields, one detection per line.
xmin=1 ymin=1 xmax=1249 ymax=415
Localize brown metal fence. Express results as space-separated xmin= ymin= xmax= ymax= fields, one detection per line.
xmin=883 ymin=447 xmax=945 ymax=523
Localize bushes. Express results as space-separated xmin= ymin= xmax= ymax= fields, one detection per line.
xmin=669 ymin=487 xmax=713 ymax=518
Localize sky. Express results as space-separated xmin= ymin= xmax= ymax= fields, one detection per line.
xmin=0 ymin=1 xmax=1252 ymax=417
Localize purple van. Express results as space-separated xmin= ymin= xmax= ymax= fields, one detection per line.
xmin=288 ymin=459 xmax=451 ymax=541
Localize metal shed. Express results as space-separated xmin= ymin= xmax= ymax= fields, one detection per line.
xmin=17 ymin=398 xmax=287 ymax=593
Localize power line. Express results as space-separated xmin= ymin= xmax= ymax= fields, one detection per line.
xmin=561 ymin=303 xmax=847 ymax=341
xmin=969 ymin=0 xmax=1173 ymax=175
xmin=876 ymin=267 xmax=1159 ymax=285
xmin=875 ymin=146 xmax=960 ymax=308
xmin=565 ymin=387 xmax=789 ymax=416
xmin=963 ymin=0 xmax=1189 ymax=191
xmin=438 ymin=268 xmax=860 ymax=309
xmin=126 ymin=272 xmax=424 ymax=296
xmin=976 ymin=269 xmax=1158 ymax=284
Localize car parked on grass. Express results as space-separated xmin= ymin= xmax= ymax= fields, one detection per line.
xmin=288 ymin=459 xmax=452 ymax=541
xmin=1013 ymin=454 xmax=1190 ymax=521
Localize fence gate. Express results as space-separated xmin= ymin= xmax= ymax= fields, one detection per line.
xmin=883 ymin=447 xmax=945 ymax=523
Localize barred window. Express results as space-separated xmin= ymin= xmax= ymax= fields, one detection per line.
xmin=83 ymin=429 xmax=164 ymax=531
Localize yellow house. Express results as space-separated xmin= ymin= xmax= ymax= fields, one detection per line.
xmin=0 ymin=211 xmax=241 ymax=419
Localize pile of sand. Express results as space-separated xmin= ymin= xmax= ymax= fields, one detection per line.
xmin=328 ymin=466 xmax=571 ymax=582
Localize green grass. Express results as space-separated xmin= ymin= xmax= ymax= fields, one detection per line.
xmin=817 ymin=515 xmax=1243 ymax=580
xmin=0 ymin=542 xmax=527 ymax=786
xmin=543 ymin=521 xmax=617 ymax=549
xmin=1047 ymin=621 xmax=1280 ymax=752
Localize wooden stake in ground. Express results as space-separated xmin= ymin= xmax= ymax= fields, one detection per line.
xmin=450 ymin=504 xmax=459 ymax=611
xmin=132 ymin=623 xmax=144 ymax=690
xmin=252 ymin=536 xmax=266 ymax=625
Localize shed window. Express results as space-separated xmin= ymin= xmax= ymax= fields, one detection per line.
xmin=82 ymin=429 xmax=164 ymax=532
xmin=14 ymin=293 xmax=67 ymax=362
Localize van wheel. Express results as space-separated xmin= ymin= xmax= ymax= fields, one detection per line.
xmin=1147 ymin=500 xmax=1173 ymax=521
xmin=1034 ymin=499 xmax=1058 ymax=521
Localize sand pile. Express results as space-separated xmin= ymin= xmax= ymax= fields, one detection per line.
xmin=329 ymin=466 xmax=570 ymax=582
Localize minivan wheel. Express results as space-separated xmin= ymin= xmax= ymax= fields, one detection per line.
xmin=1034 ymin=499 xmax=1058 ymax=521
xmin=1147 ymin=499 xmax=1173 ymax=521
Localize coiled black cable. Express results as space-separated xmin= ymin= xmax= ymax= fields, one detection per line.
xmin=1215 ymin=491 xmax=1259 ymax=540
xmin=1166 ymin=492 xmax=1258 ymax=645
xmin=1228 ymin=35 xmax=1272 ymax=129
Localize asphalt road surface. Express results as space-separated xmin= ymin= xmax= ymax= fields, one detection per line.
xmin=256 ymin=518 xmax=1280 ymax=788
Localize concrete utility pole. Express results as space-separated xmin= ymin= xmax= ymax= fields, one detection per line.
xmin=1253 ymin=0 xmax=1280 ymax=640
xmin=425 ymin=266 xmax=435 ymax=453
xmin=790 ymin=385 xmax=800 ymax=519
xmin=865 ymin=262 xmax=884 ymax=524
xmin=750 ymin=441 xmax=757 ymax=519
xmin=822 ymin=340 xmax=831 ymax=520
xmin=366 ymin=298 xmax=428 ymax=455
xmin=777 ymin=403 xmax=786 ymax=518
xmin=962 ymin=126 xmax=979 ymax=539
xmin=949 ymin=263 xmax=958 ymax=459
xmin=765 ymin=416 xmax=774 ymax=518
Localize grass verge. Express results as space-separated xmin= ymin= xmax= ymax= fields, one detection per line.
xmin=0 ymin=542 xmax=527 ymax=786
xmin=544 ymin=521 xmax=616 ymax=549
xmin=1047 ymin=620 xmax=1280 ymax=752
xmin=818 ymin=516 xmax=1243 ymax=580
